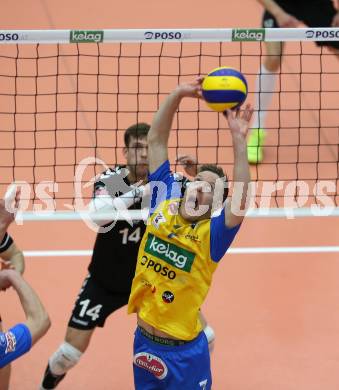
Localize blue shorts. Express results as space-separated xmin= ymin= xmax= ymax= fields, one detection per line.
xmin=133 ymin=327 xmax=212 ymax=390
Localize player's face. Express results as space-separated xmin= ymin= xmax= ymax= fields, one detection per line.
xmin=180 ymin=170 xmax=223 ymax=222
xmin=123 ymin=136 xmax=148 ymax=180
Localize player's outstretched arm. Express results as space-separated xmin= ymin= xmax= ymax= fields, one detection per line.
xmin=223 ymin=105 xmax=253 ymax=227
xmin=148 ymin=78 xmax=203 ymax=173
xmin=256 ymin=0 xmax=300 ymax=27
xmin=331 ymin=4 xmax=339 ymax=27
xmin=0 ymin=270 xmax=50 ymax=345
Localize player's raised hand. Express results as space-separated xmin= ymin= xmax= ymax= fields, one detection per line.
xmin=331 ymin=11 xmax=339 ymax=27
xmin=176 ymin=154 xmax=198 ymax=177
xmin=0 ymin=261 xmax=15 ymax=291
xmin=176 ymin=77 xmax=203 ymax=99
xmin=131 ymin=180 xmax=151 ymax=197
xmin=1 ymin=259 xmax=15 ymax=271
xmin=0 ymin=186 xmax=20 ymax=228
xmin=0 ymin=269 xmax=16 ymax=291
xmin=276 ymin=10 xmax=300 ymax=27
xmin=224 ymin=104 xmax=254 ymax=139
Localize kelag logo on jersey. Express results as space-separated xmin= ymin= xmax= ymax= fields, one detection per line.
xmin=145 ymin=233 xmax=195 ymax=272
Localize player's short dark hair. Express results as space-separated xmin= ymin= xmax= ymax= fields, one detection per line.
xmin=124 ymin=123 xmax=150 ymax=147
xmin=198 ymin=164 xmax=224 ymax=178
xmin=198 ymin=164 xmax=229 ymax=200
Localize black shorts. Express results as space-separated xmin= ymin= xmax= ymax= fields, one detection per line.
xmin=68 ymin=274 xmax=130 ymax=330
xmin=262 ymin=0 xmax=339 ymax=49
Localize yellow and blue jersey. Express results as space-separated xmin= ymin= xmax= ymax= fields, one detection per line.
xmin=128 ymin=160 xmax=241 ymax=340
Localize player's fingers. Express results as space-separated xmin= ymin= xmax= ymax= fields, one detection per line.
xmin=249 ymin=107 xmax=254 ymax=120
xmin=195 ymin=87 xmax=203 ymax=99
xmin=289 ymin=16 xmax=300 ymax=27
xmin=331 ymin=16 xmax=339 ymax=27
xmin=14 ymin=188 xmax=21 ymax=210
xmin=14 ymin=187 xmax=21 ymax=204
xmin=243 ymin=104 xmax=252 ymax=121
xmin=196 ymin=76 xmax=204 ymax=84
xmin=223 ymin=109 xmax=232 ymax=119
xmin=0 ymin=261 xmax=14 ymax=270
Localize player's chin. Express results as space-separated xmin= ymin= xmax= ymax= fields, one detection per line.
xmin=136 ymin=165 xmax=148 ymax=176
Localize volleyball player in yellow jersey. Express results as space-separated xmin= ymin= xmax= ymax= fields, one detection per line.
xmin=128 ymin=78 xmax=253 ymax=389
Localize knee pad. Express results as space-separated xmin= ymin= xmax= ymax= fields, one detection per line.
xmin=49 ymin=342 xmax=82 ymax=376
xmin=203 ymin=325 xmax=215 ymax=345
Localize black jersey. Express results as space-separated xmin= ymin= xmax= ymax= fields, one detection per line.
xmin=274 ymin=0 xmax=330 ymax=6
xmin=263 ymin=0 xmax=339 ymax=50
xmin=0 ymin=233 xmax=13 ymax=254
xmin=88 ymin=165 xmax=146 ymax=293
xmin=88 ymin=166 xmax=189 ymax=293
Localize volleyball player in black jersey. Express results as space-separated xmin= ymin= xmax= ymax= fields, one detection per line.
xmin=247 ymin=0 xmax=339 ymax=164
xmin=40 ymin=123 xmax=212 ymax=389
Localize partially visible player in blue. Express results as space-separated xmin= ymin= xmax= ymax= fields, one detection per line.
xmin=0 ymin=188 xmax=26 ymax=389
xmin=0 ymin=190 xmax=50 ymax=389
xmin=128 ymin=78 xmax=253 ymax=389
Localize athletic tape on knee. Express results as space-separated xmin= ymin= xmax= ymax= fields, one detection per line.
xmin=49 ymin=342 xmax=82 ymax=376
xmin=203 ymin=325 xmax=215 ymax=344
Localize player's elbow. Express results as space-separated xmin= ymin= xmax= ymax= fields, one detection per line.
xmin=41 ymin=312 xmax=51 ymax=335
xmin=27 ymin=311 xmax=51 ymax=346
xmin=15 ymin=250 xmax=25 ymax=274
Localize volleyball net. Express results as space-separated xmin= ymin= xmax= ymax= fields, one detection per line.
xmin=0 ymin=28 xmax=338 ymax=221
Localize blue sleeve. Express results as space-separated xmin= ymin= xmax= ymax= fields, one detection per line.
xmin=0 ymin=324 xmax=32 ymax=368
xmin=148 ymin=160 xmax=183 ymax=214
xmin=210 ymin=208 xmax=241 ymax=262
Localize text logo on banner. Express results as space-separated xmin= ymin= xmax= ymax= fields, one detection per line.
xmin=70 ymin=30 xmax=104 ymax=43
xmin=232 ymin=28 xmax=265 ymax=41
xmin=0 ymin=33 xmax=19 ymax=41
xmin=144 ymin=31 xmax=183 ymax=40
xmin=305 ymin=29 xmax=339 ymax=39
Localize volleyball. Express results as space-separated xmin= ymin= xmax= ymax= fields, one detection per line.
xmin=202 ymin=67 xmax=248 ymax=111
